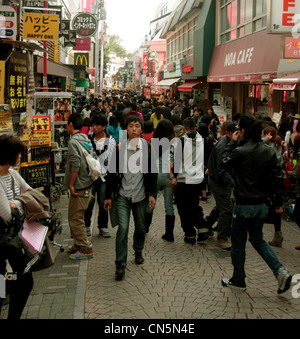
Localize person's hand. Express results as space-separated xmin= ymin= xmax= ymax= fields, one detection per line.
xmin=69 ymin=186 xmax=79 ymax=197
xmin=8 ymin=200 xmax=17 ymax=209
xmin=149 ymin=196 xmax=156 ymax=212
xmin=275 ymin=206 xmax=283 ymax=214
xmin=232 ymin=131 xmax=240 ymax=141
xmin=169 ymin=177 xmax=177 ymax=186
xmin=103 ymin=199 xmax=112 ymax=211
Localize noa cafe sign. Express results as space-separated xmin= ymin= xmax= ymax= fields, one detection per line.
xmin=269 ymin=0 xmax=300 ymax=35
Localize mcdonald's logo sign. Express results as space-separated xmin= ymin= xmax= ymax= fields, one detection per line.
xmin=74 ymin=53 xmax=89 ymax=67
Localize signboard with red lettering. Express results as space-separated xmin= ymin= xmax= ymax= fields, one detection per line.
xmin=285 ymin=36 xmax=300 ymax=58
xmin=0 ymin=6 xmax=17 ymax=40
xmin=72 ymin=13 xmax=97 ymax=37
xmin=269 ymin=0 xmax=300 ymax=33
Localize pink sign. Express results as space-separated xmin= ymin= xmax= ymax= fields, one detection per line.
xmin=285 ymin=37 xmax=300 ymax=58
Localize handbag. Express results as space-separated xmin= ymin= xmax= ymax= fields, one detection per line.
xmin=75 ymin=140 xmax=105 ymax=182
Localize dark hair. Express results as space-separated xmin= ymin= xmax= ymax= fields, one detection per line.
xmin=198 ymin=123 xmax=209 ymax=138
xmin=83 ymin=117 xmax=91 ymax=127
xmin=182 ymin=117 xmax=196 ymax=132
xmin=0 ymin=134 xmax=24 ymax=166
xmin=68 ymin=113 xmax=83 ymax=130
xmin=153 ymin=120 xmax=175 ymax=141
xmin=144 ymin=120 xmax=154 ymax=133
xmin=125 ymin=114 xmax=144 ymax=130
xmin=91 ymin=113 xmax=107 ymax=126
xmin=109 ymin=115 xmax=118 ymax=129
xmin=239 ymin=114 xmax=262 ymax=142
xmin=262 ymin=126 xmax=282 ymax=150
xmin=201 ymin=114 xmax=213 ymax=125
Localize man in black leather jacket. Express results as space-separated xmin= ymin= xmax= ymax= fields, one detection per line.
xmin=221 ymin=114 xmax=292 ymax=294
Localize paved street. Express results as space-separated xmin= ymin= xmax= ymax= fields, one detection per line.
xmin=1 ymin=191 xmax=300 ymax=320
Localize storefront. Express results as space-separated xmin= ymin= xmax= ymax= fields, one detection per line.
xmin=207 ymin=30 xmax=282 ymax=118
xmin=151 ymin=77 xmax=181 ymax=99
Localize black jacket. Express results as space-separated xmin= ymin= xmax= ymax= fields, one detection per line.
xmin=223 ymin=139 xmax=284 ymax=206
xmin=207 ymin=135 xmax=234 ymax=188
xmin=105 ymin=139 xmax=158 ymax=201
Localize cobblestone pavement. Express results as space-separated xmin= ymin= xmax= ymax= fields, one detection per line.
xmin=1 ymin=191 xmax=300 ymax=319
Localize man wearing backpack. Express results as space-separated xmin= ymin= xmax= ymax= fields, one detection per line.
xmin=64 ymin=114 xmax=94 ymax=260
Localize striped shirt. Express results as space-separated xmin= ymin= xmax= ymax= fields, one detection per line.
xmin=0 ymin=174 xmax=20 ymax=200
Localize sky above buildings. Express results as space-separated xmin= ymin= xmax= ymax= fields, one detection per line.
xmin=105 ymin=0 xmax=163 ymax=53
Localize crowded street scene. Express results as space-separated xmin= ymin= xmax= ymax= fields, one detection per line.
xmin=1 ymin=0 xmax=300 ymax=325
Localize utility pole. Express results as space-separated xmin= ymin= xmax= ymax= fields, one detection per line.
xmin=94 ymin=2 xmax=100 ymax=95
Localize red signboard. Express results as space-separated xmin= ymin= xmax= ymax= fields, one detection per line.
xmin=73 ymin=38 xmax=91 ymax=51
xmin=143 ymin=54 xmax=148 ymax=74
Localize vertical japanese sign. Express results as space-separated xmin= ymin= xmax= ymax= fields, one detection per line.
xmin=9 ymin=52 xmax=27 ymax=115
xmin=0 ymin=61 xmax=4 ymax=104
xmin=23 ymin=13 xmax=59 ymax=40
xmin=135 ymin=56 xmax=140 ymax=81
xmin=143 ymin=54 xmax=148 ymax=74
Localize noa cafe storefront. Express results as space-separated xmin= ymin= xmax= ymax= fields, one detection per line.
xmin=207 ymin=30 xmax=282 ymax=117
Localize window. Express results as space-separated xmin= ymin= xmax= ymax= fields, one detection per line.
xmin=219 ymin=0 xmax=267 ymax=44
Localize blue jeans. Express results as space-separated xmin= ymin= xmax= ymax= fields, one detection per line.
xmin=115 ymin=195 xmax=147 ymax=267
xmin=231 ymin=203 xmax=283 ymax=283
xmin=146 ymin=173 xmax=174 ymax=216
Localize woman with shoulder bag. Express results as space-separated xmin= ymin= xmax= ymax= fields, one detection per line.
xmin=0 ymin=135 xmax=33 ymax=319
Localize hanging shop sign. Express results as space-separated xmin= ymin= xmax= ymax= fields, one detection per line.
xmin=63 ymin=30 xmax=77 ymax=47
xmin=285 ymin=36 xmax=300 ymax=58
xmin=59 ymin=19 xmax=70 ymax=38
xmin=74 ymin=53 xmax=89 ymax=67
xmin=9 ymin=52 xmax=27 ymax=114
xmin=269 ymin=0 xmax=300 ymax=33
xmin=143 ymin=54 xmax=148 ymax=74
xmin=23 ymin=13 xmax=59 ymax=40
xmin=0 ymin=6 xmax=17 ymax=40
xmin=73 ymin=38 xmax=91 ymax=51
xmin=72 ymin=13 xmax=97 ymax=37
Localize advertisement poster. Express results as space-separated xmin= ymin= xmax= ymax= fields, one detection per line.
xmin=0 ymin=105 xmax=12 ymax=133
xmin=8 ymin=52 xmax=27 ymax=115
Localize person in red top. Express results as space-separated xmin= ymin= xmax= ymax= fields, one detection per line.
xmin=54 ymin=110 xmax=63 ymax=121
xmin=125 ymin=103 xmax=144 ymax=122
xmin=141 ymin=121 xmax=154 ymax=142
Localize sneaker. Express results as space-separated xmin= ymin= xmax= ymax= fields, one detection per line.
xmin=86 ymin=227 xmax=91 ymax=236
xmin=217 ymin=238 xmax=232 ymax=250
xmin=295 ymin=246 xmax=300 ymax=250
xmin=221 ymin=278 xmax=246 ymax=291
xmin=115 ymin=265 xmax=125 ymax=280
xmin=135 ymin=252 xmax=144 ymax=265
xmin=276 ymin=266 xmax=292 ymax=294
xmin=68 ymin=245 xmax=79 ymax=254
xmin=184 ymin=235 xmax=196 ymax=245
xmin=199 ymin=197 xmax=208 ymax=202
xmin=69 ymin=251 xmax=94 ymax=260
xmin=99 ymin=228 xmax=111 ymax=238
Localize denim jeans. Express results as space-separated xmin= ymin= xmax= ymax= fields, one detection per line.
xmin=231 ymin=203 xmax=283 ymax=283
xmin=115 ymin=195 xmax=147 ymax=267
xmin=146 ymin=173 xmax=174 ymax=216
xmin=84 ymin=179 xmax=108 ymax=229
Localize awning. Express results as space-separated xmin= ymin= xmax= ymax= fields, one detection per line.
xmin=0 ymin=39 xmax=48 ymax=53
xmin=177 ymin=80 xmax=202 ymax=92
xmin=152 ymin=78 xmax=181 ymax=89
xmin=208 ymin=30 xmax=281 ymax=83
xmin=273 ymin=72 xmax=300 ymax=91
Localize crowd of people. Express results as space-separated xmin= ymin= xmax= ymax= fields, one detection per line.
xmin=1 ymin=89 xmax=299 ymax=318
xmin=63 ymin=90 xmax=297 ymax=293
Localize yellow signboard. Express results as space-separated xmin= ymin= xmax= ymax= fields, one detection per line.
xmin=21 ymin=116 xmax=52 ymax=146
xmin=23 ymin=13 xmax=59 ymax=41
xmin=0 ymin=109 xmax=12 ymax=132
xmin=0 ymin=61 xmax=4 ymax=104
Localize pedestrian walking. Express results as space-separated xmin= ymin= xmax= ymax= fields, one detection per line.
xmin=221 ymin=114 xmax=292 ymax=294
xmin=64 ymin=114 xmax=94 ymax=260
xmin=144 ymin=119 xmax=176 ymax=240
xmin=0 ymin=135 xmax=33 ymax=319
xmin=206 ymin=122 xmax=237 ymax=250
xmin=104 ymin=115 xmax=158 ymax=280
xmin=170 ymin=117 xmax=208 ymax=244
xmin=84 ymin=114 xmax=116 ymax=238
